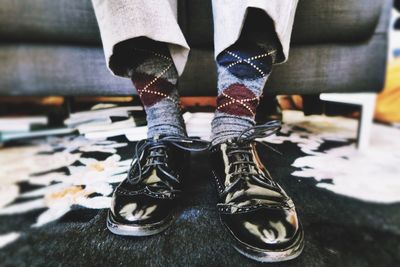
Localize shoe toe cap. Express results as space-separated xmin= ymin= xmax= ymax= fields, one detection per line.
xmin=111 ymin=193 xmax=172 ymax=225
xmin=222 ymin=207 xmax=300 ymax=248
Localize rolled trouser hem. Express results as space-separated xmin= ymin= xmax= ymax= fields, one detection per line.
xmin=212 ymin=0 xmax=299 ymax=64
xmin=92 ymin=0 xmax=190 ymax=77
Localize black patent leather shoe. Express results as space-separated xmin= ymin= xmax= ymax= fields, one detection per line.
xmin=210 ymin=121 xmax=304 ymax=262
xmin=107 ymin=135 xmax=209 ymax=236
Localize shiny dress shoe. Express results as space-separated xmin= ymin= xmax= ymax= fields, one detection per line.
xmin=107 ymin=134 xmax=209 ymax=236
xmin=210 ymin=121 xmax=304 ymax=262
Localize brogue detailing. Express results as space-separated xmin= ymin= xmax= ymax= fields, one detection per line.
xmin=211 ymin=170 xmax=225 ymax=194
xmin=116 ymin=186 xmax=178 ymax=200
xmin=217 ymin=202 xmax=292 ymax=214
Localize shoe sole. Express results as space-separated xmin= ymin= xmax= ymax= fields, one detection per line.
xmin=106 ymin=211 xmax=175 ymax=237
xmin=232 ymin=223 xmax=304 ymax=263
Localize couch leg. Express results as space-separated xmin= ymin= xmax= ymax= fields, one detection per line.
xmin=357 ymin=95 xmax=377 ymax=150
xmin=63 ymin=97 xmax=75 ymax=117
xmin=320 ymin=93 xmax=377 ymax=150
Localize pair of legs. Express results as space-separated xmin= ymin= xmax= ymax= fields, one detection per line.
xmin=92 ymin=0 xmax=303 ymax=262
xmin=93 ymin=0 xmax=297 ymax=145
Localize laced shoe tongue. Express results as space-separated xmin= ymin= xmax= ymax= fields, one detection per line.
xmin=128 ymin=135 xmax=210 ymax=188
xmin=228 ymin=141 xmax=256 ymax=175
xmin=144 ymin=169 xmax=162 ymax=185
xmin=233 ymin=153 xmax=249 ymax=173
xmin=143 ymin=147 xmax=167 ymax=185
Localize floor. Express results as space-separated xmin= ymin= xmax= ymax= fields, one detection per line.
xmin=0 ymin=111 xmax=399 ymax=266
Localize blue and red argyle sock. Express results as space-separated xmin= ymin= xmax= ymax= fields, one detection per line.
xmin=211 ymin=41 xmax=277 ymax=145
xmin=129 ymin=41 xmax=186 ymax=138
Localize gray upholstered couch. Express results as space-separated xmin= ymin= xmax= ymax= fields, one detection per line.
xmin=0 ymin=0 xmax=393 ymax=97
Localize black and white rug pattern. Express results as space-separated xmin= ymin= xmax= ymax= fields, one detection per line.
xmin=0 ymin=111 xmax=399 ymax=266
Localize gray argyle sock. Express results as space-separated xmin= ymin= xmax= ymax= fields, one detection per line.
xmin=210 ymin=8 xmax=283 ymax=146
xmin=129 ymin=42 xmax=186 ymax=138
xmin=210 ymin=42 xmax=277 ymax=146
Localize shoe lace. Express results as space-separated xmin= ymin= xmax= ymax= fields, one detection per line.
xmin=223 ymin=120 xmax=282 ymax=193
xmin=128 ymin=135 xmax=210 ymax=187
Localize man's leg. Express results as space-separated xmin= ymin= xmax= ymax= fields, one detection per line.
xmin=211 ymin=9 xmax=280 ymax=145
xmin=92 ymin=0 xmax=189 ymax=76
xmin=92 ymin=0 xmax=190 ymax=138
xmin=210 ymin=1 xmax=304 ymax=263
xmin=92 ymin=0 xmax=193 ymax=236
xmin=211 ymin=0 xmax=298 ymax=145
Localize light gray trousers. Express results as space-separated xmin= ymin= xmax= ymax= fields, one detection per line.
xmin=92 ymin=0 xmax=298 ymax=77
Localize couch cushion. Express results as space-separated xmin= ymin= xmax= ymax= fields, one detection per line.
xmin=180 ymin=0 xmax=387 ymax=47
xmin=0 ymin=0 xmax=100 ymax=44
xmin=0 ymin=33 xmax=387 ymax=96
xmin=0 ymin=44 xmax=133 ymax=96
xmin=178 ymin=34 xmax=387 ymax=96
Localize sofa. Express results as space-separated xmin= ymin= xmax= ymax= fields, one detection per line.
xmin=0 ymin=0 xmax=393 ymax=97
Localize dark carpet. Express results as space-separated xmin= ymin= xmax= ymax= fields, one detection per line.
xmin=0 ymin=135 xmax=399 ymax=267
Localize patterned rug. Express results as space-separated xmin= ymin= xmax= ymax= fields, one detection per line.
xmin=0 ymin=110 xmax=399 ymax=266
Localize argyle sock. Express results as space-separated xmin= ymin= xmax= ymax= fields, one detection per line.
xmin=128 ymin=41 xmax=186 ymax=138
xmin=210 ymin=41 xmax=277 ymax=145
